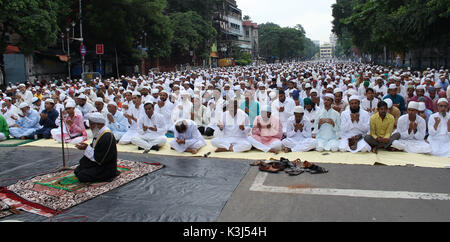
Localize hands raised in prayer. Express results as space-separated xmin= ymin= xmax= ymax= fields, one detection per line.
xmin=294 ymin=123 xmax=303 ymax=132
xmin=350 ymin=113 xmax=360 ymax=123
xmin=107 ymin=113 xmax=114 ymax=123
xmin=75 ymin=143 xmax=89 ymax=150
xmin=176 ymin=138 xmax=186 ymax=145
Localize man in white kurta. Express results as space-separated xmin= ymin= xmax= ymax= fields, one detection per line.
xmin=211 ymin=100 xmax=252 ymax=153
xmin=170 ymin=119 xmax=206 ymax=154
xmin=391 ymin=101 xmax=431 ymax=154
xmin=119 ymin=92 xmax=145 ymax=144
xmin=427 ymin=98 xmax=450 ymax=157
xmin=131 ymin=102 xmax=167 ymax=153
xmin=282 ymin=106 xmax=316 ymax=152
xmin=1 ymin=97 xmax=19 ymax=127
xmin=313 ymin=94 xmax=341 ymax=152
xmin=339 ymin=95 xmax=371 ymax=153
xmin=106 ymin=102 xmax=129 ymax=141
xmin=271 ymin=89 xmax=295 ymax=133
xmin=154 ymin=90 xmax=174 ymax=132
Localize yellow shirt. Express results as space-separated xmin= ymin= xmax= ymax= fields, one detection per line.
xmin=370 ymin=112 xmax=395 ymax=139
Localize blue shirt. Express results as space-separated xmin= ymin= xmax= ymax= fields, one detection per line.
xmin=39 ymin=108 xmax=59 ymax=129
xmin=383 ymin=94 xmax=406 ymax=113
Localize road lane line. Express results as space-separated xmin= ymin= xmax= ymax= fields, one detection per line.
xmin=250 ymin=172 xmax=450 ymax=201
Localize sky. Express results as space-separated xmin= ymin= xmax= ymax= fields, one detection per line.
xmin=236 ymin=0 xmax=336 ymax=44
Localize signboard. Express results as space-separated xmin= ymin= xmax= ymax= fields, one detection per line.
xmin=96 ymin=44 xmax=104 ymax=55
xmin=80 ymin=44 xmax=87 ymax=56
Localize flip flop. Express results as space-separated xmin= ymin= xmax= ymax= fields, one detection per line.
xmin=259 ymin=163 xmax=280 ymax=173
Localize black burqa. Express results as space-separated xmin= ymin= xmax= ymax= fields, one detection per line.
xmin=74 ymin=132 xmax=120 ymax=183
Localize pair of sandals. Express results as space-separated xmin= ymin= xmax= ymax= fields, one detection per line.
xmin=251 ymin=157 xmax=328 ymax=176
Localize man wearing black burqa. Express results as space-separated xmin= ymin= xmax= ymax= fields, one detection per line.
xmin=74 ymin=112 xmax=120 ymax=182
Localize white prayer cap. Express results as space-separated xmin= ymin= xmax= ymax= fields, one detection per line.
xmin=349 ymin=95 xmax=361 ymax=102
xmin=305 ymin=83 xmax=312 ymax=88
xmin=65 ymin=101 xmax=76 ymax=108
xmin=19 ymin=102 xmax=29 ymax=109
xmin=389 ymin=84 xmax=397 ymax=89
xmin=108 ymin=102 xmax=118 ymax=107
xmin=437 ymin=98 xmax=448 ymax=104
xmin=18 ymin=84 xmax=25 ymax=87
xmin=95 ymin=97 xmax=104 ymax=103
xmin=132 ymin=91 xmax=141 ymax=96
xmin=408 ymin=101 xmax=419 ymax=110
xmin=78 ymin=94 xmax=87 ymax=100
xmin=32 ymin=97 xmax=39 ymax=103
xmin=310 ymin=89 xmax=318 ymax=94
xmin=333 ymin=88 xmax=343 ymax=94
xmin=324 ymin=93 xmax=334 ymax=100
xmin=418 ymin=102 xmax=426 ymax=111
xmin=416 ymin=85 xmax=425 ymax=90
xmin=59 ymin=94 xmax=66 ymax=101
xmin=293 ymin=106 xmax=304 ymax=114
xmin=384 ymin=99 xmax=393 ymax=108
xmin=87 ymin=112 xmax=106 ymax=124
xmin=4 ymin=97 xmax=12 ymax=101
xmin=151 ymin=89 xmax=159 ymax=94
xmin=45 ymin=99 xmax=54 ymax=104
xmin=261 ymin=105 xmax=272 ymax=112
xmin=269 ymin=92 xmax=277 ymax=99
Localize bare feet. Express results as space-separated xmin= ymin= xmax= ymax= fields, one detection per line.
xmin=215 ymin=148 xmax=228 ymax=152
xmin=269 ymin=148 xmax=279 ymax=155
xmin=186 ymin=149 xmax=198 ymax=154
xmin=371 ymin=147 xmax=378 ymax=154
xmin=284 ymin=148 xmax=291 ymax=153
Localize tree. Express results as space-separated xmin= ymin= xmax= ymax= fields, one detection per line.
xmin=258 ymin=23 xmax=313 ymax=61
xmin=243 ymin=15 xmax=251 ymax=21
xmin=0 ymin=0 xmax=61 ymax=55
xmin=83 ymin=0 xmax=173 ymax=65
xmin=169 ymin=11 xmax=217 ymax=62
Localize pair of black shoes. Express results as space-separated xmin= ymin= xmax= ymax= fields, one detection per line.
xmin=138 ymin=145 xmax=160 ymax=153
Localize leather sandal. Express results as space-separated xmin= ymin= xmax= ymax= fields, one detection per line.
xmin=259 ymin=163 xmax=280 ymax=173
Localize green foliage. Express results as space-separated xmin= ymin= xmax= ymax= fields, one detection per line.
xmin=0 ymin=0 xmax=61 ymax=54
xmin=259 ymin=23 xmax=316 ymax=61
xmin=332 ymin=0 xmax=450 ymax=56
xmin=234 ymin=51 xmax=252 ymax=66
xmin=169 ymin=11 xmax=216 ymax=60
xmin=83 ymin=0 xmax=173 ymax=63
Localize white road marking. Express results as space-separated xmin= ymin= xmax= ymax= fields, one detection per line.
xmin=250 ymin=172 xmax=450 ymax=201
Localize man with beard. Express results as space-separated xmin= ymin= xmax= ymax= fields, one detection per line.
xmin=364 ymin=101 xmax=400 ymax=153
xmin=391 ymin=101 xmax=431 ymax=154
xmin=106 ymin=102 xmax=129 ymax=141
xmin=119 ymin=92 xmax=145 ymax=144
xmin=35 ymin=99 xmax=59 ymax=139
xmin=339 ymin=95 xmax=371 ymax=153
xmin=170 ymin=119 xmax=206 ymax=154
xmin=248 ymin=105 xmax=283 ymax=154
xmin=76 ymin=94 xmax=95 ymax=127
xmin=427 ymin=98 xmax=450 ymax=157
xmin=282 ymin=106 xmax=316 ymax=152
xmin=313 ymin=94 xmax=341 ymax=152
xmin=211 ymin=99 xmax=252 ymax=153
xmin=75 ymin=112 xmax=119 ymax=183
xmin=9 ymin=102 xmax=41 ymax=139
xmin=131 ymin=102 xmax=167 ymax=153
xmin=271 ymin=89 xmax=295 ymax=133
xmin=155 ymin=90 xmax=174 ymax=132
xmin=16 ymin=84 xmax=33 ymax=105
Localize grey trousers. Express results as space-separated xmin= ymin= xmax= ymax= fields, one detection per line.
xmin=364 ymin=133 xmax=401 ymax=149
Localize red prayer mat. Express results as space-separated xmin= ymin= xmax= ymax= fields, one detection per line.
xmin=0 ymin=160 xmax=164 ymax=217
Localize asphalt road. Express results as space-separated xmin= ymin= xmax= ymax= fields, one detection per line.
xmin=1 ymin=146 xmax=450 ymax=222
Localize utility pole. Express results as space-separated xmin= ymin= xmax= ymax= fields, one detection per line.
xmin=80 ymin=0 xmax=85 ymax=74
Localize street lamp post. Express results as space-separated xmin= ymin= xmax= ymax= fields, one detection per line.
xmin=79 ymin=0 xmax=85 ymax=74
xmin=66 ymin=27 xmax=71 ymax=81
